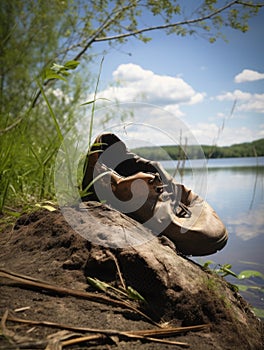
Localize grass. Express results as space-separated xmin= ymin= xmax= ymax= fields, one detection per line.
xmin=0 ymin=115 xmax=59 ymax=215
xmin=0 ymin=59 xmax=99 ymax=216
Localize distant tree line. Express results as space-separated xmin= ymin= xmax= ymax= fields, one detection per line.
xmin=133 ymin=138 xmax=264 ymax=161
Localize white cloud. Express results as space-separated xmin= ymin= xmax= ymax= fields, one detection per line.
xmin=238 ymin=93 xmax=264 ymax=113
xmin=113 ymin=63 xmax=153 ymax=81
xmin=190 ymin=122 xmax=219 ymax=144
xmin=216 ymin=89 xmax=264 ymax=114
xmin=189 ymin=123 xmax=258 ymax=146
xmin=228 ymin=204 xmax=264 ymax=241
xmin=84 ymin=101 xmax=260 ymax=148
xmin=216 ymin=126 xmax=256 ymax=146
xmin=234 ymin=69 xmax=264 ymax=83
xmin=257 ymin=124 xmax=264 ymax=138
xmin=189 ymin=92 xmax=205 ymax=105
xmin=81 ymin=64 xmax=263 ymax=148
xmin=216 ymin=89 xmax=251 ymax=101
xmin=95 ymin=63 xmax=205 ymax=111
xmin=163 ymin=104 xmax=185 ymax=117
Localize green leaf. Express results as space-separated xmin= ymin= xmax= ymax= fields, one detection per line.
xmin=236 ymin=284 xmax=249 ymax=292
xmin=236 ymin=284 xmax=264 ymax=293
xmin=60 ymin=70 xmax=70 ymax=76
xmin=64 ymin=60 xmax=80 ymax=70
xmin=44 ymin=72 xmax=67 ymax=82
xmin=80 ymin=99 xmax=96 ymax=106
xmin=203 ymin=260 xmax=214 ymax=269
xmin=238 ymin=270 xmax=264 ymax=280
xmin=87 ymin=277 xmax=109 ymax=292
xmin=127 ymin=286 xmax=147 ymax=304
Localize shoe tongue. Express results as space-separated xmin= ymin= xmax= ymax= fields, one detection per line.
xmin=100 ymin=133 xmax=126 ymax=151
xmin=98 ymin=134 xmax=128 ymax=170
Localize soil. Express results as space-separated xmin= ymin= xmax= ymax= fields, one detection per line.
xmin=0 ymin=204 xmax=263 ymax=350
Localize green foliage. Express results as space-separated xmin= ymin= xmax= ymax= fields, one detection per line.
xmin=215 ymin=264 xmax=238 ymax=278
xmin=133 ymin=139 xmax=264 ymax=161
xmin=0 ymin=59 xmax=81 ymax=213
xmin=203 ymin=261 xmax=264 ymax=281
xmin=202 ymin=261 xmax=264 ymax=310
xmin=238 ymin=270 xmax=264 ymax=280
xmin=43 ymin=61 xmax=80 ymax=82
xmin=87 ymin=277 xmax=109 ymax=292
xmin=203 ymin=261 xmax=238 ymax=278
xmin=203 ymin=139 xmax=264 ymax=158
xmin=235 ymin=284 xmax=264 ymax=293
xmin=87 ymin=276 xmax=147 ymax=305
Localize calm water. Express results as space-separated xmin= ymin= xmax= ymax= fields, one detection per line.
xmin=162 ymin=157 xmax=264 ymax=315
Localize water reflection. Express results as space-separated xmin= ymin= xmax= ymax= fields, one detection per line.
xmin=163 ymin=157 xmax=264 ymax=315
xmin=229 ymin=203 xmax=264 ymax=241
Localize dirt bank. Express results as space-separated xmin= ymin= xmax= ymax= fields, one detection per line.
xmin=0 ymin=203 xmax=263 ymax=349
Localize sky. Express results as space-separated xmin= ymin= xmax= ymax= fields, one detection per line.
xmin=84 ymin=3 xmax=264 ymax=147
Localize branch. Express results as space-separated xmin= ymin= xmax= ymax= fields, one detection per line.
xmin=73 ymin=2 xmax=139 ymax=61
xmin=236 ymin=1 xmax=264 ymax=7
xmin=93 ymin=0 xmax=248 ymax=43
xmin=31 ymin=0 xmax=263 ymax=107
xmin=31 ymin=2 xmax=139 ymax=107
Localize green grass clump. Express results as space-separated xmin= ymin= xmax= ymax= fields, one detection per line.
xmin=0 ymin=61 xmax=82 ymax=216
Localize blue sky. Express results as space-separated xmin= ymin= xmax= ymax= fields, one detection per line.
xmin=85 ymin=4 xmax=264 ymax=147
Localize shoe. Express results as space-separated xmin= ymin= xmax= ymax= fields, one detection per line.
xmin=81 ymin=133 xmax=228 ymax=256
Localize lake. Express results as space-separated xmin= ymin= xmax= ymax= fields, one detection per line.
xmin=161 ymin=157 xmax=264 ymax=318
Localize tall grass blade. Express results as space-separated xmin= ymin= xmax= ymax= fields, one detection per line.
xmin=37 ymin=80 xmax=74 ymax=190
xmin=81 ymin=57 xmax=105 ymax=199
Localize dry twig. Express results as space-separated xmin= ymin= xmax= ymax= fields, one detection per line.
xmin=0 ymin=268 xmax=159 ymax=327
xmin=6 ymin=313 xmax=210 ymax=348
